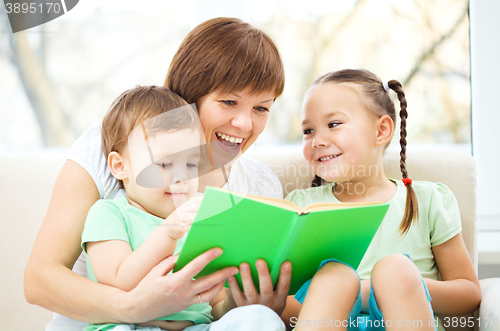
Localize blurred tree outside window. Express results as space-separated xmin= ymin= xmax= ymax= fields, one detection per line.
xmin=0 ymin=0 xmax=470 ymax=152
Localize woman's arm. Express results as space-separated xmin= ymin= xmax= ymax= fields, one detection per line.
xmin=24 ymin=160 xmax=238 ymax=324
xmin=24 ymin=160 xmax=115 ymax=321
xmin=425 ymin=233 xmax=481 ymax=315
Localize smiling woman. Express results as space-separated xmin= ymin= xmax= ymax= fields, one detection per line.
xmin=165 ymin=17 xmax=284 ymax=177
xmin=24 ymin=17 xmax=291 ymax=331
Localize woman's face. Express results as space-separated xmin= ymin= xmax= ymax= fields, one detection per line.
xmin=197 ymin=88 xmax=275 ymax=167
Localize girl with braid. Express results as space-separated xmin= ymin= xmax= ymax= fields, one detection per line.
xmin=285 ymin=69 xmax=480 ymax=331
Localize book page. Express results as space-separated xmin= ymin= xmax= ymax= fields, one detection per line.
xmin=244 ymin=194 xmax=302 ymax=213
xmin=216 ymin=187 xmax=381 ymax=214
xmin=214 ymin=187 xmax=302 ymax=213
xmin=304 ymin=201 xmax=381 ymax=213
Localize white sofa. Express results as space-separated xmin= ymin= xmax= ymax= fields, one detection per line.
xmin=0 ymin=148 xmax=499 ymax=330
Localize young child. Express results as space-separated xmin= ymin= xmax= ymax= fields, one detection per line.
xmin=81 ymin=86 xmax=239 ymax=331
xmin=285 ymin=70 xmax=481 ymax=331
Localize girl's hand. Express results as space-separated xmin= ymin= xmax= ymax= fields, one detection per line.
xmin=227 ymin=259 xmax=292 ymax=316
xmin=162 ymin=196 xmax=202 ymax=239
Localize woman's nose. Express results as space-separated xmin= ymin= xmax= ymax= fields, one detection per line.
xmin=231 ymin=110 xmax=252 ymax=132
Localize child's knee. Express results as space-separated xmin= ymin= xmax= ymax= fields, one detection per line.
xmin=371 ymin=254 xmax=422 ymax=293
xmin=312 ymin=262 xmax=359 ymax=292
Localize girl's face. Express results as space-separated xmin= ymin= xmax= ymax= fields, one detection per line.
xmin=197 ymin=88 xmax=275 ymax=167
xmin=301 ymin=83 xmax=384 ymax=183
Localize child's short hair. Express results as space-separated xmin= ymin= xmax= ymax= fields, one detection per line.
xmin=101 ymin=85 xmax=197 ymax=158
xmin=311 ymin=69 xmax=418 ymax=236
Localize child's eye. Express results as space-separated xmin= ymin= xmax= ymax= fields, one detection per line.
xmin=157 ymin=163 xmax=172 ymax=168
xmin=328 ymin=122 xmax=340 ymax=128
xmin=254 ymin=106 xmax=269 ymax=113
xmin=187 ymin=163 xmax=198 ymax=168
xmin=303 ymin=128 xmax=314 ymax=135
xmin=220 ymin=100 xmax=236 ymax=106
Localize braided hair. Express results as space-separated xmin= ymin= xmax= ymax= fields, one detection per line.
xmin=310 ymin=69 xmax=418 ymax=235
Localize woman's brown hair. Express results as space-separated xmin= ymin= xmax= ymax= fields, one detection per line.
xmin=311 ymin=69 xmax=418 ymax=235
xmin=164 ymin=17 xmax=285 ymax=104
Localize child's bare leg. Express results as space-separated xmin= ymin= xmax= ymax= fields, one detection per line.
xmin=371 ymin=254 xmax=434 ymax=331
xmin=296 ymin=262 xmax=359 ymax=331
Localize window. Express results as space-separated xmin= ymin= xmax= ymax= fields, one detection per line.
xmin=0 ymin=0 xmax=471 ymax=152
xmin=470 ymin=0 xmax=500 ymax=226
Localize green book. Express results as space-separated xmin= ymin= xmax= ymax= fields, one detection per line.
xmin=174 ymin=186 xmax=389 ymax=295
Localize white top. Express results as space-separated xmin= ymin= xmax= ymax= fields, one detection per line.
xmin=47 ymin=123 xmax=283 ymax=330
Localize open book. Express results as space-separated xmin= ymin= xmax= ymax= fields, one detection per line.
xmin=174 ymin=186 xmax=389 ymax=295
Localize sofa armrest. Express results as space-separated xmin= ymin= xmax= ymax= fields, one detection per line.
xmin=479 ymin=278 xmax=500 ymax=331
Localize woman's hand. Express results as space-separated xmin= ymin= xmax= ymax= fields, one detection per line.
xmin=121 ymin=248 xmax=239 ymax=323
xmin=226 ymin=259 xmax=291 ymax=316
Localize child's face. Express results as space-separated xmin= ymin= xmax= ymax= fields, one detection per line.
xmin=301 ymin=83 xmax=382 ymax=183
xmin=123 ymin=128 xmax=201 ymax=219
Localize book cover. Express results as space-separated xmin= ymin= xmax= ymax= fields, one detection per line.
xmin=174 ymin=186 xmax=389 ymax=295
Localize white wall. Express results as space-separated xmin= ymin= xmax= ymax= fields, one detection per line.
xmin=191 ymin=0 xmax=250 ymax=28
xmin=470 ymin=0 xmax=500 ymax=223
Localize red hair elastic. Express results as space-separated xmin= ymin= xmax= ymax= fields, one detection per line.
xmin=402 ymin=178 xmax=413 ymax=186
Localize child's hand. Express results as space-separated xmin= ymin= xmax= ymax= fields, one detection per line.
xmin=162 ymin=196 xmax=202 ymax=239
xmin=223 ymin=287 xmax=237 ymax=311
xmin=226 ymin=260 xmax=291 ymax=316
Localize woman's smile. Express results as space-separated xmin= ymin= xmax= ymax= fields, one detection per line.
xmin=215 ymin=132 xmax=245 ymax=152
xmin=197 ymin=88 xmax=274 ymax=165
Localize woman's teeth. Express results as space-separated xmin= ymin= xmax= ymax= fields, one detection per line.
xmin=319 ymin=154 xmax=341 ymax=161
xmin=216 ymin=132 xmax=243 ymax=144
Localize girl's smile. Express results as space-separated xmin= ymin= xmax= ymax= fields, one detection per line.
xmin=302 ymin=83 xmax=381 ymax=183
xmin=317 ymin=153 xmax=343 ymax=162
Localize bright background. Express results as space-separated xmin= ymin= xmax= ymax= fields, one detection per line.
xmin=0 ymin=0 xmax=471 ymax=151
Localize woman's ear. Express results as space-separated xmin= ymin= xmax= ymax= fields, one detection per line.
xmin=375 ymin=115 xmax=394 ymax=146
xmin=108 ymin=152 xmax=128 ymax=181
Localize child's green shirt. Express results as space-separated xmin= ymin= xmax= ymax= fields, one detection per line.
xmin=285 ymin=179 xmax=462 ymax=281
xmin=81 ymin=197 xmax=213 ymax=331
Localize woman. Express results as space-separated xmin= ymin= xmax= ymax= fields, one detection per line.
xmin=24 ymin=18 xmax=294 ymax=330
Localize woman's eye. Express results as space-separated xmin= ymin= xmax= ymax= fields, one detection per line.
xmin=328 ymin=122 xmax=340 ymax=128
xmin=221 ymin=100 xmax=236 ymax=106
xmin=255 ymin=106 xmax=269 ymax=113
